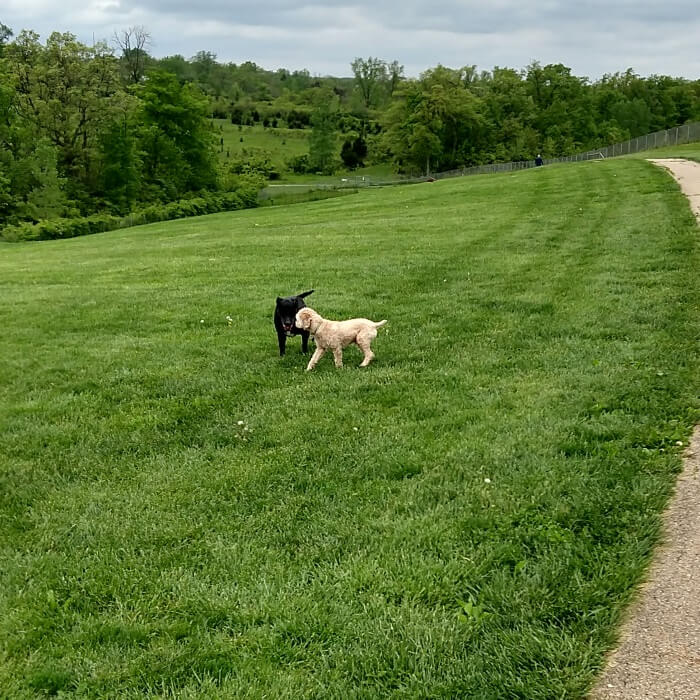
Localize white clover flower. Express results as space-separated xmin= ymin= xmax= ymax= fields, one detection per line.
xmin=484 ymin=478 xmax=491 ymax=484
xmin=237 ymin=420 xmax=244 ymax=425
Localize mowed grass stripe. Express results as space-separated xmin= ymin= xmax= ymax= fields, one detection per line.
xmin=0 ymin=158 xmax=698 ymax=698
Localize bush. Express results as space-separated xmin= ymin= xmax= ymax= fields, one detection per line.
xmin=0 ymin=188 xmax=260 ymax=242
xmin=260 ymin=188 xmax=358 ymax=208
xmin=227 ymin=149 xmax=275 ymax=177
xmin=287 ymin=154 xmax=311 ymax=174
xmin=340 ymin=136 xmax=368 ymax=170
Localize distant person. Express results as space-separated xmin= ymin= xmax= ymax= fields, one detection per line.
xmin=535 ymin=154 xmax=544 ymax=167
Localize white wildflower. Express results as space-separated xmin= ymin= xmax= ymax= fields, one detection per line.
xmin=484 ymin=478 xmax=491 ymax=484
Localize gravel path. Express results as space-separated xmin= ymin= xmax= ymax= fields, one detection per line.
xmin=591 ymin=159 xmax=700 ymax=699
xmin=649 ymin=158 xmax=700 ymax=218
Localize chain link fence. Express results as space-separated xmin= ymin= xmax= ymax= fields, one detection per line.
xmin=540 ymin=121 xmax=700 ymax=165
xmin=381 ymin=121 xmax=700 ymax=184
xmin=262 ymin=121 xmax=700 ymax=196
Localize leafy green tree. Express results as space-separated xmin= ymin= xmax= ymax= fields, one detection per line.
xmin=0 ymin=170 xmax=11 ymax=220
xmin=525 ymin=62 xmax=596 ymax=154
xmin=0 ymin=22 xmax=12 ymax=55
xmin=16 ymin=139 xmax=67 ymax=220
xmin=383 ymin=66 xmax=485 ymax=174
xmin=354 ymin=135 xmax=368 ymax=166
xmin=383 ymin=80 xmax=442 ymax=174
xmin=387 ymin=60 xmax=404 ymax=98
xmin=340 ymin=135 xmax=367 ymax=169
xmin=340 ymin=138 xmax=356 ymax=169
xmin=135 ymin=70 xmax=218 ymax=195
xmin=113 ymin=26 xmax=151 ymax=85
xmin=479 ymin=67 xmax=536 ymax=160
xmin=190 ymin=51 xmax=218 ymax=90
xmin=0 ymin=55 xmax=70 ymax=222
xmin=351 ymin=57 xmax=388 ymax=110
xmin=0 ymin=66 xmax=16 ymax=220
xmin=99 ymin=106 xmax=141 ymax=212
xmin=153 ymin=54 xmax=194 ymax=83
xmin=308 ymin=90 xmax=338 ymax=174
xmin=611 ymin=98 xmax=652 ymax=136
xmin=3 ymin=31 xmax=124 ymax=204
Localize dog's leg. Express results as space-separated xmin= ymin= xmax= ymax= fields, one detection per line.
xmin=277 ymin=332 xmax=287 ymax=356
xmin=306 ymin=347 xmax=325 ymax=371
xmin=332 ymin=347 xmax=343 ymax=368
xmin=357 ymin=337 xmax=375 ymax=367
xmin=301 ymin=330 xmax=310 ymax=354
xmin=359 ymin=350 xmax=375 ymax=367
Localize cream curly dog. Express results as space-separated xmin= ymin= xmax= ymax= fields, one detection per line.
xmin=295 ymin=307 xmax=387 ymax=371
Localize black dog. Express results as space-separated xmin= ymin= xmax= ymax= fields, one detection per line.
xmin=274 ymin=290 xmax=314 ymax=356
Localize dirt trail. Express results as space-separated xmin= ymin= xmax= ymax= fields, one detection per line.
xmin=649 ymin=158 xmax=700 ymax=219
xmin=591 ymin=159 xmax=700 ymax=699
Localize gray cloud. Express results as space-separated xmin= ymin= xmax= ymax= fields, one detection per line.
xmin=2 ymin=0 xmax=698 ymax=78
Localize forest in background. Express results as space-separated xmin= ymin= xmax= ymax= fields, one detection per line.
xmin=1 ymin=22 xmax=699 ymax=230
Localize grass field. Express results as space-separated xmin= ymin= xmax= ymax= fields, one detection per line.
xmin=1 ymin=156 xmax=699 ymax=697
xmin=212 ymin=119 xmax=395 ymax=184
xmin=628 ymin=142 xmax=700 ymax=163
xmin=213 ymin=119 xmax=310 ymax=170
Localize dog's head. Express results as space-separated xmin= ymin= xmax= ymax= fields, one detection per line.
xmin=276 ymin=290 xmax=313 ymax=335
xmin=295 ymin=307 xmax=318 ymax=332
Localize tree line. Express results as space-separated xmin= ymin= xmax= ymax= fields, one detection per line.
xmin=0 ymin=28 xmax=235 ymax=228
xmin=1 ymin=22 xmax=699 ymax=230
xmin=140 ymin=48 xmax=699 ymax=175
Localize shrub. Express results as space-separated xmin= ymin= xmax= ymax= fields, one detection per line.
xmin=0 ymin=188 xmax=260 ymax=242
xmin=227 ymin=149 xmax=275 ymax=177
xmin=287 ymin=154 xmax=311 ymax=174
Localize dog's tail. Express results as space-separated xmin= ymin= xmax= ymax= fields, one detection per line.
xmin=374 ymin=320 xmax=388 ymax=328
xmin=299 ymin=289 xmax=314 ymax=298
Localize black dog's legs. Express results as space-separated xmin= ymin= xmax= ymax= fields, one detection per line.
xmin=278 ymin=331 xmax=309 ymax=355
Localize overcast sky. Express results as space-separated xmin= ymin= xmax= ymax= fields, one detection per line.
xmin=2 ymin=1 xmax=699 ymax=80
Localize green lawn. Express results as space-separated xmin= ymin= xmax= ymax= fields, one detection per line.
xmin=211 ymin=120 xmax=395 ymax=184
xmin=1 ymin=158 xmax=698 ymax=698
xmin=212 ymin=119 xmax=310 ymax=170
xmin=628 ymin=142 xmax=700 ymax=163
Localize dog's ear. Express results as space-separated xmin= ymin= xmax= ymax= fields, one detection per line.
xmin=299 ymin=290 xmax=314 ymax=298
xmin=276 ymin=297 xmax=282 ymax=304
